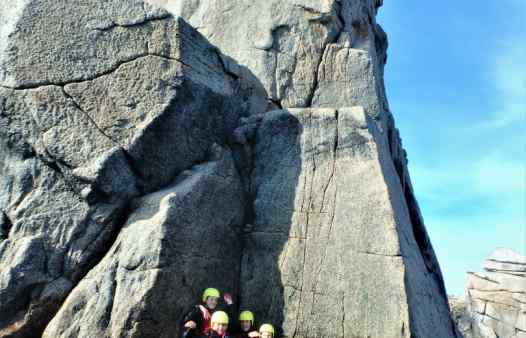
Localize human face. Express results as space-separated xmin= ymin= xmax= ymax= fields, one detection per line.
xmin=240 ymin=320 xmax=251 ymax=332
xmin=206 ymin=296 xmax=219 ymax=309
xmin=260 ymin=332 xmax=272 ymax=338
xmin=212 ymin=322 xmax=227 ymax=335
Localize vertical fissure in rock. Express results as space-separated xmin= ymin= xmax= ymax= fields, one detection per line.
xmin=270 ymin=24 xmax=292 ymax=103
xmin=0 ymin=210 xmax=12 ymax=240
xmin=311 ymin=110 xmax=339 ymax=303
xmin=230 ymin=117 xmax=262 ymax=314
xmin=293 ymin=110 xmax=316 ymax=338
xmin=404 ymin=185 xmax=434 ymax=273
xmin=320 ymin=109 xmax=339 ymax=212
xmin=305 ymin=42 xmax=325 ymax=108
xmin=341 ymin=293 xmax=346 ymax=338
xmin=305 ymin=3 xmax=344 ymax=108
xmin=387 ymin=126 xmax=406 ymax=190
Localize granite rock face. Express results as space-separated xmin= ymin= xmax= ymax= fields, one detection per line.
xmin=454 ymin=248 xmax=526 ymax=338
xmin=147 ymin=0 xmax=388 ymax=113
xmin=1 ymin=1 xmax=457 ymax=337
xmin=239 ymin=107 xmax=454 ymax=337
xmin=0 ymin=2 xmax=259 ymax=336
xmin=43 ymin=146 xmax=245 ymax=338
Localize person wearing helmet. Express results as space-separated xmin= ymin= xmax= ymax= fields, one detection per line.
xmin=201 ymin=311 xmax=231 ymax=338
xmin=232 ymin=311 xmax=259 ymax=338
xmin=181 ymin=288 xmax=234 ymax=338
xmin=259 ymin=324 xmax=274 ymax=338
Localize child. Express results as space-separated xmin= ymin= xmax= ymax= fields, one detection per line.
xmin=232 ymin=311 xmax=259 ymax=338
xmin=258 ymin=324 xmax=274 ymax=338
xmin=181 ymin=288 xmax=233 ymax=338
xmin=202 ymin=311 xmax=231 ymax=338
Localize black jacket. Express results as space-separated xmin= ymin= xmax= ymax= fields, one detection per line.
xmin=231 ymin=331 xmax=249 ymax=338
xmin=230 ymin=325 xmax=257 ymax=338
xmin=181 ymin=304 xmax=211 ymax=338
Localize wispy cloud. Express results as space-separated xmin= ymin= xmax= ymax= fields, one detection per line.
xmin=475 ymin=14 xmax=526 ymax=130
xmin=408 ymin=34 xmax=526 ymax=295
xmin=378 ymin=0 xmax=525 ymax=295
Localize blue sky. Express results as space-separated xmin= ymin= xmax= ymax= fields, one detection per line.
xmin=377 ymin=1 xmax=526 ymax=296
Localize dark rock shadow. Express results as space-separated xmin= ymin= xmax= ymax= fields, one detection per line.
xmin=236 ymin=110 xmax=304 ymax=337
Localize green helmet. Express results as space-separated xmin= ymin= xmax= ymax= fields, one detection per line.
xmin=211 ymin=311 xmax=229 ymax=325
xmin=202 ymin=288 xmax=220 ymax=302
xmin=259 ymin=323 xmax=275 ymax=335
xmin=239 ymin=310 xmax=255 ymax=324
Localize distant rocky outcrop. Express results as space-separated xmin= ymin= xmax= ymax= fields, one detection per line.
xmin=452 ymin=248 xmax=526 ymax=338
xmin=1 ymin=1 xmax=458 ymax=337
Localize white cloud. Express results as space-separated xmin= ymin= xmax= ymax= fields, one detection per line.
xmin=494 ymin=44 xmax=526 ymax=101
xmin=476 ymin=39 xmax=526 ymax=130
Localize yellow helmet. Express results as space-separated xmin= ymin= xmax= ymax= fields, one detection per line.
xmin=259 ymin=323 xmax=274 ymax=335
xmin=239 ymin=310 xmax=255 ymax=324
xmin=202 ymin=288 xmax=220 ymax=302
xmin=211 ymin=311 xmax=229 ymax=325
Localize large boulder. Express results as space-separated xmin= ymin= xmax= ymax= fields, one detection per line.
xmin=455 ymin=248 xmax=526 ymax=338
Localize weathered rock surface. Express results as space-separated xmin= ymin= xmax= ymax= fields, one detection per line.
xmin=43 ymin=146 xmax=244 ymax=338
xmin=452 ymin=248 xmax=526 ymax=338
xmin=238 ymin=107 xmax=455 ymax=338
xmin=147 ymin=0 xmax=388 ymax=114
xmin=0 ymin=0 xmax=458 ymax=337
xmin=0 ymin=2 xmax=260 ymax=336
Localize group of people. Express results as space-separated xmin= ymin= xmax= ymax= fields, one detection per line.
xmin=181 ymin=288 xmax=276 ymax=338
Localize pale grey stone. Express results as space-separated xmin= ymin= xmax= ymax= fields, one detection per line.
xmin=469 ymin=298 xmax=487 ymax=315
xmin=456 ymin=250 xmax=526 ymax=338
xmin=516 ymin=311 xmax=526 ymax=332
xmin=485 ymin=248 xmax=526 ymax=275
xmin=146 ymin=0 xmax=387 ymax=113
xmin=485 ymin=302 xmax=519 ymax=327
xmin=483 ymin=315 xmax=518 ymax=338
xmin=313 ymin=45 xmax=383 ymax=119
xmin=240 ymin=107 xmax=455 ymax=338
xmin=468 ymin=289 xmax=524 ymax=309
xmin=485 ymin=260 xmax=526 ymax=274
xmin=488 ymin=248 xmax=526 ymax=265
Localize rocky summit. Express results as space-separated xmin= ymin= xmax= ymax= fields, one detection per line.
xmin=0 ymin=1 xmax=458 ymax=337
xmin=453 ymin=248 xmax=526 ymax=338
